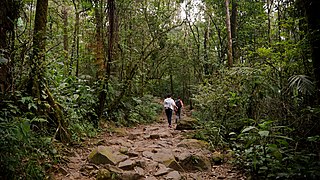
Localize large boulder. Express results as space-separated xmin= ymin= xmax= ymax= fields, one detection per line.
xmin=88 ymin=146 xmax=128 ymax=165
xmin=177 ymin=139 xmax=209 ymax=149
xmin=175 ymin=117 xmax=198 ymax=130
xmin=179 ymin=153 xmax=211 ymax=172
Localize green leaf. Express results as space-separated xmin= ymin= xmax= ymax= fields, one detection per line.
xmin=242 ymin=126 xmax=257 ymax=133
xmin=229 ymin=132 xmax=237 ymax=136
xmin=31 ymin=118 xmax=48 ymax=123
xmin=258 ymin=130 xmax=269 ymax=137
xmin=74 ymin=94 xmax=80 ymax=100
xmin=271 ymin=135 xmax=293 ymax=141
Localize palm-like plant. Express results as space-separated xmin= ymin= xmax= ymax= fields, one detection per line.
xmin=288 ymin=75 xmax=315 ymax=95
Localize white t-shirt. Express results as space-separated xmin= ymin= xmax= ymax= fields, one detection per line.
xmin=164 ymin=97 xmax=176 ymax=110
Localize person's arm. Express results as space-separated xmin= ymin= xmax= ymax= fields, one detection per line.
xmin=172 ymin=99 xmax=178 ymax=110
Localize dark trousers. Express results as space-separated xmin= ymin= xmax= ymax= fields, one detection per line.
xmin=165 ymin=108 xmax=173 ymax=126
xmin=176 ymin=108 xmax=181 ymax=120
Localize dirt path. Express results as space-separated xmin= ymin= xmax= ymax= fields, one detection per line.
xmin=53 ymin=112 xmax=245 ymax=180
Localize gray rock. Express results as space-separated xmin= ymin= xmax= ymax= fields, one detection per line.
xmin=175 ymin=117 xmax=198 ymax=130
xmin=154 ymin=166 xmax=172 ymax=176
xmin=145 ymin=175 xmax=158 ymax=180
xmin=134 ymin=166 xmax=145 ymax=176
xmin=88 ymin=146 xmax=118 ymax=165
xmin=177 ymin=139 xmax=209 ymax=149
xmin=165 ymin=171 xmax=182 ymax=180
xmin=118 ymin=159 xmax=136 ymax=170
xmin=142 ymin=151 xmax=154 ymax=159
xmin=163 ymin=159 xmax=184 ymax=172
xmin=152 ymin=149 xmax=175 ymax=163
xmin=121 ymin=171 xmax=144 ymax=180
xmin=179 ymin=153 xmax=211 ymax=172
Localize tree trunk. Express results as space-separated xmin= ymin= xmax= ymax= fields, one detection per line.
xmin=304 ymin=0 xmax=320 ymax=103
xmin=30 ymin=0 xmax=70 ymax=142
xmin=225 ymin=0 xmax=233 ymax=67
xmin=231 ymin=0 xmax=238 ymax=64
xmin=70 ymin=0 xmax=80 ymax=76
xmin=95 ymin=0 xmax=106 ymax=120
xmin=267 ymin=0 xmax=274 ymax=45
xmin=0 ymin=0 xmax=20 ymax=94
xmin=30 ymin=0 xmax=49 ymax=99
xmin=203 ymin=18 xmax=209 ymax=75
xmin=62 ymin=5 xmax=69 ymax=75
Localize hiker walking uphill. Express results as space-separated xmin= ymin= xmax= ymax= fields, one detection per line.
xmin=175 ymin=96 xmax=184 ymax=123
xmin=163 ymin=94 xmax=177 ymax=128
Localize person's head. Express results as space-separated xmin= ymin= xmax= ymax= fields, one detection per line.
xmin=166 ymin=94 xmax=171 ymax=98
xmin=177 ymin=96 xmax=181 ymax=99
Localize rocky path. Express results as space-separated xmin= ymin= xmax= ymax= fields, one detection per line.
xmin=53 ymin=113 xmax=245 ymax=180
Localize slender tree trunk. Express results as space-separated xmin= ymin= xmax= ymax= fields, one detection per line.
xmin=225 ymin=0 xmax=233 ymax=67
xmin=203 ymin=18 xmax=209 ymax=75
xmin=231 ymin=0 xmax=238 ymax=64
xmin=70 ymin=0 xmax=79 ymax=76
xmin=267 ymin=0 xmax=273 ymax=45
xmin=95 ymin=0 xmax=106 ymax=120
xmin=62 ymin=5 xmax=69 ymax=75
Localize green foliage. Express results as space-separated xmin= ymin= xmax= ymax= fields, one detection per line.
xmin=0 ymin=97 xmax=56 ymax=179
xmin=230 ymin=120 xmax=320 ymax=179
xmin=193 ymin=67 xmax=271 ymax=133
xmin=113 ymin=95 xmax=163 ymax=126
xmin=192 ymin=65 xmax=320 ymax=179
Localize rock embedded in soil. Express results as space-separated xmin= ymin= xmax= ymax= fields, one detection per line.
xmin=177 ymin=139 xmax=209 ymax=149
xmin=179 ymin=153 xmax=211 ymax=172
xmin=120 ymin=170 xmax=143 ymax=180
xmin=88 ymin=146 xmax=129 ymax=165
xmin=163 ymin=159 xmax=184 ymax=172
xmin=175 ymin=117 xmax=198 ymax=130
xmin=165 ymin=171 xmax=182 ymax=180
xmin=118 ymin=159 xmax=136 ymax=170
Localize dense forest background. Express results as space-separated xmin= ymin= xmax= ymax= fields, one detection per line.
xmin=1 ymin=0 xmax=320 ymax=179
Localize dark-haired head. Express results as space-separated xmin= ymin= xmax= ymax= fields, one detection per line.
xmin=166 ymin=94 xmax=171 ymax=98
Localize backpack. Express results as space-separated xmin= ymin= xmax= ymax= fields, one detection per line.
xmin=164 ymin=99 xmax=170 ymax=109
xmin=175 ymin=100 xmax=182 ymax=108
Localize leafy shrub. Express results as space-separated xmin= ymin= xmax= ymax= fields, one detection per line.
xmin=192 ymin=67 xmax=320 ymax=179
xmin=114 ymin=95 xmax=163 ymax=126
xmin=230 ymin=120 xmax=320 ymax=179
xmin=0 ymin=98 xmax=56 ymax=179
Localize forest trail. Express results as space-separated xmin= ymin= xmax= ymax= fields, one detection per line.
xmin=53 ymin=111 xmax=245 ymax=180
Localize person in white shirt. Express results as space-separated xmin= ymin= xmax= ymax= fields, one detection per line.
xmin=163 ymin=94 xmax=177 ymax=128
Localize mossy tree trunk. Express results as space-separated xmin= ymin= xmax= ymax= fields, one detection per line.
xmin=30 ymin=0 xmax=70 ymax=142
